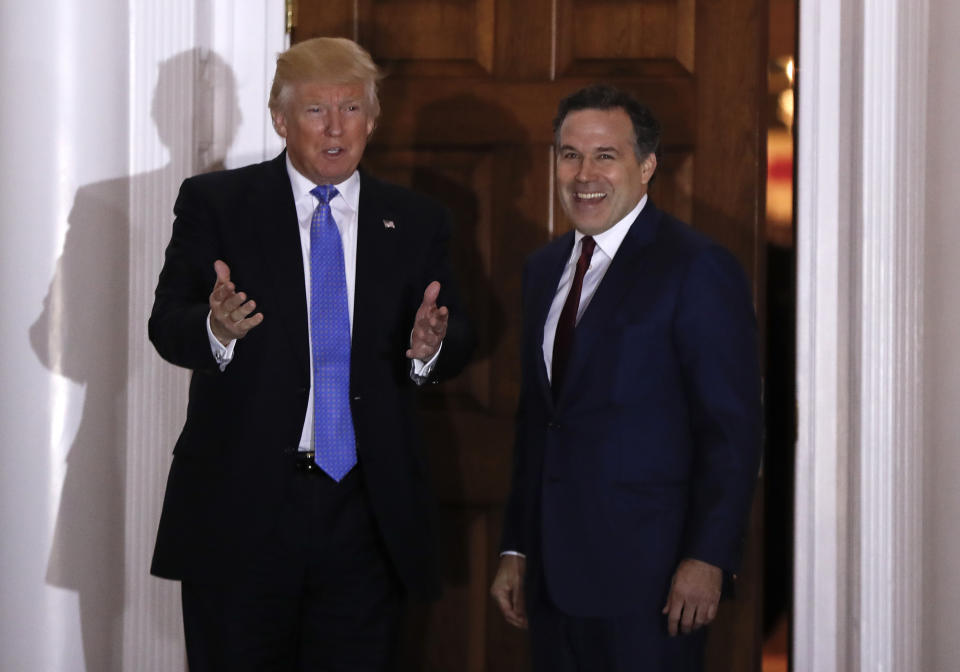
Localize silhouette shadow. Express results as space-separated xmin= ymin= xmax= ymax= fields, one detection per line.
xmin=29 ymin=48 xmax=239 ymax=671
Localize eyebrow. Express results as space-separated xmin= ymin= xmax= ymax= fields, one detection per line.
xmin=558 ymin=144 xmax=620 ymax=154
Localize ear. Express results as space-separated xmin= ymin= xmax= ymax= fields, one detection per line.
xmin=271 ymin=108 xmax=288 ymax=139
xmin=641 ymin=153 xmax=658 ymax=184
xmin=366 ymin=116 xmax=376 ymax=137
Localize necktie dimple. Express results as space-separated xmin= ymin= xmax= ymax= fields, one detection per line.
xmin=552 ymin=235 xmax=596 ymax=397
xmin=309 ymin=184 xmax=356 ymax=481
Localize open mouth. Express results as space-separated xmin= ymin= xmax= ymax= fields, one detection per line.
xmin=574 ymin=191 xmax=606 ymax=202
xmin=324 ymin=147 xmax=345 ymax=157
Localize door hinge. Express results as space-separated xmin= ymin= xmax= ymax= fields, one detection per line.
xmin=285 ymin=0 xmax=296 ymax=35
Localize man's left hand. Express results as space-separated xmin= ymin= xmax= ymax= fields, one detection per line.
xmin=662 ymin=558 xmax=723 ymax=636
xmin=407 ymin=281 xmax=448 ymax=361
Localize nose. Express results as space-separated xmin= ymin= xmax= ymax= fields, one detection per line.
xmin=325 ymin=110 xmax=343 ymax=136
xmin=575 ymin=158 xmax=596 ymax=182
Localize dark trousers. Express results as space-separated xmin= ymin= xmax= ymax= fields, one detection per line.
xmin=181 ymin=467 xmax=402 ymax=672
xmin=529 ymin=578 xmax=706 ymax=672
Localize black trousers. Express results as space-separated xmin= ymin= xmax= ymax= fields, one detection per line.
xmin=181 ymin=467 xmax=402 ymax=672
xmin=529 ymin=574 xmax=706 ymax=672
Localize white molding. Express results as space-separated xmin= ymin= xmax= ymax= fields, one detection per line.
xmin=795 ymin=0 xmax=850 ymax=668
xmin=795 ymin=0 xmax=927 ymax=670
xmin=122 ymin=2 xmax=285 ymax=670
xmin=857 ymin=0 xmax=926 ymax=668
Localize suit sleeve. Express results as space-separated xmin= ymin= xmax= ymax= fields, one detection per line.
xmin=148 ymin=178 xmax=222 ymax=373
xmin=673 ymin=245 xmax=763 ymax=573
xmin=414 ymin=204 xmax=476 ymax=383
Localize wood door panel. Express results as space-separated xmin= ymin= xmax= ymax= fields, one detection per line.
xmin=293 ymin=0 xmax=766 ymax=668
xmin=373 ymin=79 xmax=697 ymax=147
xmin=557 ymin=0 xmax=695 ymax=76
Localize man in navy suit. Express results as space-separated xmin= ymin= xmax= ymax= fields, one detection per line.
xmin=490 ymin=85 xmax=761 ymax=670
xmin=149 ymin=37 xmax=473 ymax=670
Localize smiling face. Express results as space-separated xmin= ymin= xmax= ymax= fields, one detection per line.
xmin=555 ymin=107 xmax=657 ymax=236
xmin=271 ymin=80 xmax=375 ymax=185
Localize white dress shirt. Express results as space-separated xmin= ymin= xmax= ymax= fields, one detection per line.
xmin=501 ymin=195 xmax=647 ymax=560
xmin=207 ymin=157 xmax=438 ymax=452
xmin=541 ymin=194 xmax=647 ymax=380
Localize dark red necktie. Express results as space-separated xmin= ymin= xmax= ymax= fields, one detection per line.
xmin=552 ymin=236 xmax=596 ymax=396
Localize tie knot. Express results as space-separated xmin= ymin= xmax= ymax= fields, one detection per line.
xmin=580 ymin=236 xmax=596 ymax=260
xmin=311 ymin=184 xmax=339 ymax=205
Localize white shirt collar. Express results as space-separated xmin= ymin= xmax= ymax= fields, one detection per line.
xmin=574 ymin=193 xmax=647 ymax=259
xmin=285 ymin=153 xmax=361 ymax=217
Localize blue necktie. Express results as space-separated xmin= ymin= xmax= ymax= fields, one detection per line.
xmin=309 ymin=185 xmax=356 ymax=481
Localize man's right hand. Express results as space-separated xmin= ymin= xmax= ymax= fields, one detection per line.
xmin=209 ymin=260 xmax=264 ymax=345
xmin=490 ymin=554 xmax=528 ymax=629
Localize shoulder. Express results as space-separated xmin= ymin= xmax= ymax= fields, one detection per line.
xmin=526 ymin=232 xmax=574 ymax=270
xmin=181 ymin=155 xmax=283 ymax=194
xmin=358 ymin=170 xmax=449 ymax=219
xmin=646 ymin=206 xmax=745 ymax=279
xmin=649 ymin=208 xmax=712 ymax=257
xmin=172 ymin=156 xmax=289 ymax=221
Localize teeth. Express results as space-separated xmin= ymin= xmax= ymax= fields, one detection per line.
xmin=576 ymin=192 xmax=605 ymax=200
xmin=325 ymin=148 xmax=342 ymax=155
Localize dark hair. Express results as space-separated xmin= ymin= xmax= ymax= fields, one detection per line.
xmin=552 ymin=84 xmax=661 ymax=162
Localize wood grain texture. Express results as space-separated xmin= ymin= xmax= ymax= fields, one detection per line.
xmin=293 ymin=0 xmax=767 ymax=667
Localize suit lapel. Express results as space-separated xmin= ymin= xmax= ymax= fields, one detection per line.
xmin=250 ymin=152 xmax=310 ymax=376
xmin=554 ymin=202 xmax=662 ymax=407
xmin=351 ymin=172 xmax=400 ymax=370
xmin=530 ymin=233 xmax=576 ymax=409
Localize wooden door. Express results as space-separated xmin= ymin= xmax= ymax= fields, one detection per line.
xmin=292 ymin=3 xmax=767 ymax=670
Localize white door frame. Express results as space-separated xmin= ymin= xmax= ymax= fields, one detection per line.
xmin=794 ymin=0 xmax=927 ymax=669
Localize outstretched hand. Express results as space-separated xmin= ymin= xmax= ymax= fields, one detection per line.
xmin=209 ymin=260 xmax=264 ymax=345
xmin=406 ymin=281 xmax=448 ymax=361
xmin=662 ymin=558 xmax=723 ymax=636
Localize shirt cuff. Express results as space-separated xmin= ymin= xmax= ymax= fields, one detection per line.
xmin=409 ymin=340 xmax=443 ymax=385
xmin=207 ymin=311 xmax=236 ymax=371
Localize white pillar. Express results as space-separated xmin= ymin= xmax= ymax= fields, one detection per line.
xmin=795 ymin=0 xmax=927 ymax=669
xmin=0 ymin=2 xmax=283 ymax=669
xmin=923 ymin=2 xmax=960 ymax=670
xmin=122 ymin=2 xmax=283 ymax=669
xmin=0 ymin=2 xmax=130 ymax=670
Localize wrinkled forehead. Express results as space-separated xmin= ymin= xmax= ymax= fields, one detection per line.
xmin=280 ymin=78 xmax=378 ymax=117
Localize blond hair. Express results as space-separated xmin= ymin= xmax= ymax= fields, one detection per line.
xmin=268 ymin=37 xmax=383 ymax=118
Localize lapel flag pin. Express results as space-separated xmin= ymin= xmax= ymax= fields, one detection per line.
xmin=383 ymin=219 xmax=395 ymax=229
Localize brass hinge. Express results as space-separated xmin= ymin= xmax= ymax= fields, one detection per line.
xmin=285 ymin=0 xmax=297 ymax=35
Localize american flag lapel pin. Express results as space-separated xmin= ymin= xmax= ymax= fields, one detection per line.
xmin=383 ymin=219 xmax=395 ymax=229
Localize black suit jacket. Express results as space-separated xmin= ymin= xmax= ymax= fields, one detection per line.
xmin=149 ymin=152 xmax=474 ymax=598
xmin=502 ymin=202 xmax=762 ymax=620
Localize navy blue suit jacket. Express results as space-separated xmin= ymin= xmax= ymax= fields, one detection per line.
xmin=501 ymin=201 xmax=762 ymax=619
xmin=149 ymin=152 xmax=474 ymax=598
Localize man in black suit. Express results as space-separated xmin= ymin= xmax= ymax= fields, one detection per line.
xmin=149 ymin=37 xmax=474 ymax=671
xmin=490 ymin=85 xmax=761 ymax=670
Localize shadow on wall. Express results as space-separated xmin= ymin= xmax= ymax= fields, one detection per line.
xmin=28 ymin=48 xmax=239 ymax=671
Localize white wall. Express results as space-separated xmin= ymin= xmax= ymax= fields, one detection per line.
xmin=1 ymin=4 xmax=130 ymax=670
xmin=923 ymin=1 xmax=960 ymax=669
xmin=0 ymin=2 xmax=283 ymax=670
